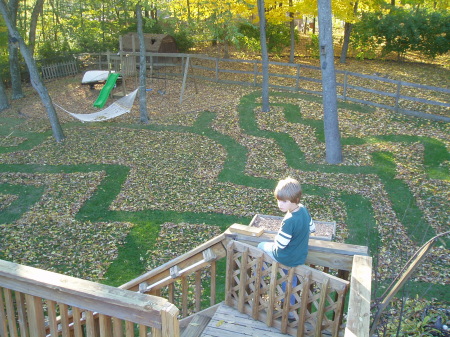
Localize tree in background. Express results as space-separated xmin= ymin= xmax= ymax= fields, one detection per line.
xmin=170 ymin=0 xmax=246 ymax=58
xmin=202 ymin=0 xmax=240 ymax=58
xmin=318 ymin=0 xmax=343 ymax=164
xmin=0 ymin=0 xmax=65 ymax=142
xmin=6 ymin=0 xmax=23 ymax=99
xmin=0 ymin=72 xmax=9 ymax=111
xmin=257 ymin=0 xmax=270 ymax=113
xmin=338 ymin=1 xmax=359 ymax=63
xmin=1 ymin=0 xmax=447 ymax=73
xmin=136 ymin=4 xmax=149 ymax=124
xmin=28 ymin=0 xmax=44 ymax=56
xmin=248 ymin=0 xmax=305 ymax=58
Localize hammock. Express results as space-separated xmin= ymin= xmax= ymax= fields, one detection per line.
xmin=55 ymin=89 xmax=138 ymax=122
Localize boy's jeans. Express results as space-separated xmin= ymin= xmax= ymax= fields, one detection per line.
xmin=257 ymin=242 xmax=298 ymax=306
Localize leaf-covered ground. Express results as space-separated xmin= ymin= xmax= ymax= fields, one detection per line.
xmin=0 ymin=66 xmax=448 ymax=296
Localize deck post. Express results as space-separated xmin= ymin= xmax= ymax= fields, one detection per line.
xmin=161 ymin=303 xmax=180 ymax=337
xmin=344 ymin=255 xmax=372 ymax=337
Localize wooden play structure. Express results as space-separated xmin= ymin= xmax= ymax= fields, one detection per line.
xmin=0 ymin=220 xmax=373 ymax=337
xmin=120 ymin=33 xmax=178 ymax=55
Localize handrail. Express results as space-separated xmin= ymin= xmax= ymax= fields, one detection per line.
xmin=1 ymin=227 xmax=373 ymax=336
xmin=121 ymin=233 xmax=228 ymax=318
xmin=120 ymin=233 xmax=227 ymax=292
xmin=0 ymin=259 xmax=179 ymax=336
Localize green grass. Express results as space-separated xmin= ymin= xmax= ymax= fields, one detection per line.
xmin=0 ymin=88 xmax=448 ymax=304
xmin=0 ymin=183 xmax=44 ymax=224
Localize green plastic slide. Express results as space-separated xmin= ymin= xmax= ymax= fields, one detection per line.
xmin=93 ymin=73 xmax=121 ymax=108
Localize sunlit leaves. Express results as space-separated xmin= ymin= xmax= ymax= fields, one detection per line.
xmin=0 ymin=171 xmax=133 ymax=280
xmin=0 ymin=72 xmax=448 ymax=287
xmin=0 ymin=194 xmax=18 ymax=211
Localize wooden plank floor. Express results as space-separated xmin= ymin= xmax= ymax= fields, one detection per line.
xmin=200 ymin=303 xmax=288 ymax=337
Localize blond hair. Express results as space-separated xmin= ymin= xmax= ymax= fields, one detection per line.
xmin=274 ymin=177 xmax=302 ymax=203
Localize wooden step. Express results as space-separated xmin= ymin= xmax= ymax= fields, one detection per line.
xmin=200 ymin=302 xmax=288 ymax=337
xmin=181 ymin=314 xmax=211 ymax=337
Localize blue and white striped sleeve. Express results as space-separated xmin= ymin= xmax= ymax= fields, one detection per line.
xmin=309 ymin=218 xmax=316 ymax=233
xmin=275 ymin=229 xmax=292 ymax=249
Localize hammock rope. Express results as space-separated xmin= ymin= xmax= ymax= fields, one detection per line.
xmin=54 ymin=89 xmax=138 ymax=122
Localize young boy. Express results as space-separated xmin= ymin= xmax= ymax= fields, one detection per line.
xmin=258 ymin=177 xmax=314 ymax=267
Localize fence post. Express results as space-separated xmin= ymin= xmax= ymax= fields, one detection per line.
xmin=180 ymin=56 xmax=190 ymax=104
xmin=295 ymin=64 xmax=300 ymax=91
xmin=215 ymin=58 xmax=219 ymax=82
xmin=150 ymin=54 xmax=154 ymax=78
xmin=395 ymin=81 xmax=402 ymax=112
xmin=343 ymin=71 xmax=348 ymax=101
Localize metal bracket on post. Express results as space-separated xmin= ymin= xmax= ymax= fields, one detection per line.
xmin=139 ymin=282 xmax=149 ymax=293
xmin=320 ymin=45 xmax=326 ymax=55
xmin=203 ymin=248 xmax=217 ymax=262
xmin=170 ymin=265 xmax=181 ymax=278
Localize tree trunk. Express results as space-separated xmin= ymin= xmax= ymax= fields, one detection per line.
xmin=28 ymin=0 xmax=44 ymax=56
xmin=0 ymin=74 xmax=10 ymax=111
xmin=289 ymin=0 xmax=295 ymax=63
xmin=186 ymin=0 xmax=191 ymax=21
xmin=8 ymin=0 xmax=23 ymax=100
xmin=0 ymin=0 xmax=65 ymax=142
xmin=340 ymin=1 xmax=358 ymax=64
xmin=257 ymin=0 xmax=270 ymax=112
xmin=339 ymin=22 xmax=352 ymax=63
xmin=317 ymin=0 xmax=342 ymax=164
xmin=8 ymin=44 xmax=23 ymax=99
xmin=136 ymin=4 xmax=149 ymax=124
xmin=223 ymin=41 xmax=230 ymax=59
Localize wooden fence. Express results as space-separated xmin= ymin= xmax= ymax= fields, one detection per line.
xmin=41 ymin=59 xmax=78 ymax=80
xmin=88 ymin=52 xmax=449 ymax=122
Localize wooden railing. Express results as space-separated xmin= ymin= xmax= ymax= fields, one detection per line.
xmin=0 ymin=226 xmax=372 ymax=337
xmin=120 ymin=233 xmax=228 ymax=318
xmin=122 ymin=226 xmax=372 ymax=337
xmin=226 ymin=225 xmax=372 ymax=337
xmin=225 ymin=240 xmax=349 ymax=336
xmin=0 ymin=259 xmax=179 ymax=337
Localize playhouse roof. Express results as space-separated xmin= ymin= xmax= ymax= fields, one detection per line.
xmin=120 ymin=33 xmax=178 ymax=53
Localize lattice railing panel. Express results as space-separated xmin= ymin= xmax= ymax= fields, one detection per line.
xmin=225 ymin=240 xmax=349 ymax=337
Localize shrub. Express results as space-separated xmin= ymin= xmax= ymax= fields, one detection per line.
xmin=379 ymin=296 xmax=449 ymax=337
xmin=266 ymin=23 xmax=293 ymax=54
xmin=237 ymin=22 xmax=297 ymax=55
xmin=306 ymin=34 xmax=320 ymax=58
xmin=351 ymin=9 xmax=450 ymax=60
xmin=237 ymin=22 xmax=260 ymax=52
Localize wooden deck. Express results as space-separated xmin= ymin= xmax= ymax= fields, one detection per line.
xmin=201 ymin=302 xmax=289 ymax=337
